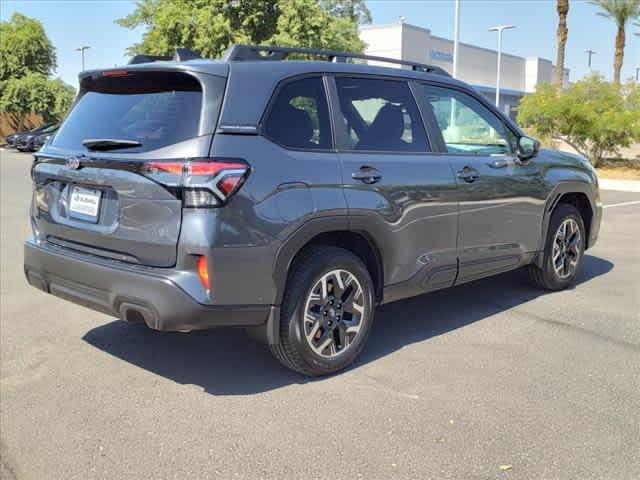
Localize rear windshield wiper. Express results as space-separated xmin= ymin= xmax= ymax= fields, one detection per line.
xmin=82 ymin=138 xmax=142 ymax=151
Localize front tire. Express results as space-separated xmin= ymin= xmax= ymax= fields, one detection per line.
xmin=270 ymin=246 xmax=375 ymax=376
xmin=529 ymin=203 xmax=585 ymax=291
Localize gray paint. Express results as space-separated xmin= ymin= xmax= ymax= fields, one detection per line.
xmin=24 ymin=56 xmax=602 ymax=333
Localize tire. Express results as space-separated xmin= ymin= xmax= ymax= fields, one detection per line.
xmin=269 ymin=246 xmax=375 ymax=376
xmin=529 ymin=203 xmax=586 ymax=291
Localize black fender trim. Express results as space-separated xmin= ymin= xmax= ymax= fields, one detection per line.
xmin=535 ymin=181 xmax=599 ymax=267
xmin=272 ymin=215 xmax=350 ymax=306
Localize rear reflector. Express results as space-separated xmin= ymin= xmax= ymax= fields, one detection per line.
xmin=218 ymin=175 xmax=243 ymax=196
xmin=197 ymin=256 xmax=210 ymax=290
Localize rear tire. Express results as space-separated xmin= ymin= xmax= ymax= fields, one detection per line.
xmin=529 ymin=203 xmax=585 ymax=291
xmin=270 ymin=246 xmax=375 ymax=376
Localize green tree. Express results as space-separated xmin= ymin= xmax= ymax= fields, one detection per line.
xmin=268 ymin=0 xmax=364 ymax=51
xmin=0 ymin=12 xmax=57 ymax=82
xmin=117 ymin=0 xmax=366 ymax=58
xmin=0 ymin=13 xmax=75 ymax=129
xmin=590 ymin=0 xmax=640 ymax=83
xmin=321 ymin=0 xmax=371 ymax=24
xmin=46 ymin=78 xmax=77 ymax=121
xmin=518 ymin=76 xmax=640 ymax=166
xmin=0 ymin=73 xmax=75 ymax=130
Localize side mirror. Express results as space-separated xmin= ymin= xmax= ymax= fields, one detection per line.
xmin=517 ymin=136 xmax=540 ymax=161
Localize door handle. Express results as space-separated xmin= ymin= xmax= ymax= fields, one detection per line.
xmin=352 ymin=166 xmax=382 ymax=184
xmin=457 ymin=166 xmax=480 ymax=183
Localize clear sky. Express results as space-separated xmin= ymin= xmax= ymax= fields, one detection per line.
xmin=2 ymin=0 xmax=639 ymax=87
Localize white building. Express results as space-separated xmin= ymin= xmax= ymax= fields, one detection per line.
xmin=360 ymin=21 xmax=569 ymax=117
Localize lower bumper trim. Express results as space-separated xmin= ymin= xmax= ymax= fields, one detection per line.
xmin=24 ymin=240 xmax=270 ymax=331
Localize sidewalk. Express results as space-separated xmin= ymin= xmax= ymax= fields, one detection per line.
xmin=599 ymin=178 xmax=640 ymax=193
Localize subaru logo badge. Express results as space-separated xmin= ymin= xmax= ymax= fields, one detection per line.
xmin=65 ymin=156 xmax=81 ymax=170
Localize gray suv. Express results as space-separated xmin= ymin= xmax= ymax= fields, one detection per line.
xmin=24 ymin=45 xmax=602 ymax=376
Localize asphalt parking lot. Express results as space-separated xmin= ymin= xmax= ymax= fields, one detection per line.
xmin=1 ymin=149 xmax=639 ymax=480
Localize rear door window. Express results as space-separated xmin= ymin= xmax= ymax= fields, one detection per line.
xmin=335 ymin=77 xmax=429 ymax=153
xmin=264 ymin=77 xmax=331 ymax=150
xmin=52 ymin=71 xmax=220 ymax=153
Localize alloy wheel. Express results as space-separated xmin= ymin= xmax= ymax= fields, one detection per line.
xmin=303 ymin=269 xmax=365 ymax=358
xmin=552 ymin=218 xmax=581 ymax=279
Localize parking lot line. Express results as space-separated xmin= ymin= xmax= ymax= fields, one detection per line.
xmin=603 ymin=201 xmax=640 ymax=209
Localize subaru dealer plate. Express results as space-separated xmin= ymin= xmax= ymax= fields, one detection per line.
xmin=69 ymin=186 xmax=102 ymax=223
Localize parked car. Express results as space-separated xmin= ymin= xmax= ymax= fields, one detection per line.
xmin=6 ymin=123 xmax=55 ymax=148
xmin=24 ymin=45 xmax=602 ymax=376
xmin=30 ymin=124 xmax=59 ymax=152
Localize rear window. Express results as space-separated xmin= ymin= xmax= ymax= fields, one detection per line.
xmin=53 ymin=71 xmax=215 ymax=153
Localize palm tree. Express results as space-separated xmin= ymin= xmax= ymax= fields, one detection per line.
xmin=555 ymin=0 xmax=570 ymax=87
xmin=590 ymin=0 xmax=640 ymax=83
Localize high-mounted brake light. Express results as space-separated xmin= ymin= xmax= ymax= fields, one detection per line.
xmin=142 ymin=159 xmax=250 ymax=208
xmin=101 ymin=69 xmax=130 ymax=78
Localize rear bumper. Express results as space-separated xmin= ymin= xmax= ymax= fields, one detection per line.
xmin=24 ymin=239 xmax=271 ymax=331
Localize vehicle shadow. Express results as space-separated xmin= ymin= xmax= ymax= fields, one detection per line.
xmin=83 ymin=255 xmax=613 ymax=395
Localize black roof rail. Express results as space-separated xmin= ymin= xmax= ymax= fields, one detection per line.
xmin=128 ymin=48 xmax=202 ymax=65
xmin=174 ymin=48 xmax=201 ymax=62
xmin=221 ymin=44 xmax=450 ymax=76
xmin=128 ymin=54 xmax=172 ymax=65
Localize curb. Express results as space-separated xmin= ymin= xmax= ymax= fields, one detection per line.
xmin=599 ymin=178 xmax=640 ymax=193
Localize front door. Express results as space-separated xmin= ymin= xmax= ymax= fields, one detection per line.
xmin=418 ymin=83 xmax=546 ymax=284
xmin=331 ymin=76 xmax=459 ymax=301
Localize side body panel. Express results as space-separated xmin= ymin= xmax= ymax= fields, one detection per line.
xmin=341 ymin=156 xmax=459 ymax=303
xmin=447 ymin=154 xmax=547 ymax=283
xmin=203 ymin=133 xmax=346 ymax=305
xmin=326 ymin=75 xmax=459 ymax=303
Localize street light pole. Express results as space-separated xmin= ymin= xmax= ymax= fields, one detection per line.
xmin=75 ymin=46 xmax=90 ymax=71
xmin=636 ymin=67 xmax=640 ymax=82
xmin=585 ymin=49 xmax=596 ymax=69
xmin=452 ymin=0 xmax=461 ymax=79
xmin=488 ymin=24 xmax=515 ymax=109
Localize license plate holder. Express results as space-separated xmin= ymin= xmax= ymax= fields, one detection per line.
xmin=68 ymin=186 xmax=102 ymax=223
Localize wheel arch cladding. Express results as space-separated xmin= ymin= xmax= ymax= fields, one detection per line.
xmin=276 ymin=229 xmax=384 ymax=306
xmin=540 ymin=182 xmax=597 ymax=253
xmin=556 ymin=192 xmax=593 ymax=247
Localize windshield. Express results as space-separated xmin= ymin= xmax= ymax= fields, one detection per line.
xmin=52 ymin=71 xmax=208 ymax=153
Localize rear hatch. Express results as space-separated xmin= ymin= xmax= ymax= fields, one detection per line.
xmin=31 ymin=69 xmax=226 ymax=267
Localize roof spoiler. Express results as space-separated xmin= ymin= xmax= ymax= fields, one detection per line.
xmin=221 ymin=44 xmax=450 ymax=76
xmin=128 ymin=48 xmax=202 ymax=65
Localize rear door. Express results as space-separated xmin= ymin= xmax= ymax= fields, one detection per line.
xmin=31 ymin=69 xmax=226 ymax=267
xmin=331 ymin=76 xmax=459 ymax=299
xmin=417 ymin=83 xmax=546 ymax=283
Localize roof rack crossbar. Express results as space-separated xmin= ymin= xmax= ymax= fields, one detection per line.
xmin=128 ymin=48 xmax=202 ymax=65
xmin=222 ymin=44 xmax=450 ymax=76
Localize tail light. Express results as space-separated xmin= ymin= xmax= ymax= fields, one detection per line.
xmin=143 ymin=158 xmax=250 ymax=208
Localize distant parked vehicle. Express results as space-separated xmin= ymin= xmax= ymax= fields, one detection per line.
xmin=6 ymin=123 xmax=55 ymax=148
xmin=28 ymin=124 xmax=59 ymax=152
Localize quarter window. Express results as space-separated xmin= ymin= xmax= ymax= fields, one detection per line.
xmin=335 ymin=77 xmax=429 ymax=152
xmin=264 ymin=77 xmax=331 ymax=150
xmin=421 ymin=84 xmax=518 ymax=155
